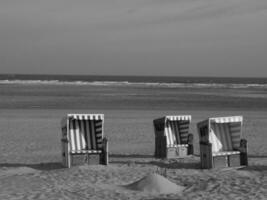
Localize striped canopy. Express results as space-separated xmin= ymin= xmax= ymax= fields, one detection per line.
xmin=165 ymin=115 xmax=191 ymax=121
xmin=154 ymin=115 xmax=191 ymax=146
xmin=61 ymin=114 xmax=104 ymax=153
xmin=210 ymin=116 xmax=243 ymax=123
xmin=61 ymin=114 xmax=104 ymax=128
xmin=198 ymin=116 xmax=243 ymax=153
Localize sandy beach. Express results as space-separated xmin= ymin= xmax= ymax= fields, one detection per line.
xmin=0 ymin=108 xmax=266 ymax=200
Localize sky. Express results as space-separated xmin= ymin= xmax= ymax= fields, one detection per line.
xmin=0 ymin=0 xmax=267 ymax=77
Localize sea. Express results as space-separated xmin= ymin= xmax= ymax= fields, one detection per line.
xmin=0 ymin=74 xmax=267 ymax=110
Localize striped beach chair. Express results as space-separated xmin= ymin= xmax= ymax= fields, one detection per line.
xmin=197 ymin=116 xmax=248 ymax=169
xmin=153 ymin=115 xmax=193 ymax=159
xmin=61 ymin=114 xmax=108 ymax=168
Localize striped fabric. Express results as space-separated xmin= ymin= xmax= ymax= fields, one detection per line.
xmin=210 ymin=123 xmax=233 ymax=152
xmin=178 ymin=120 xmax=190 ymax=143
xmin=210 ymin=116 xmax=243 ymax=123
xmin=165 ymin=119 xmax=190 ymax=146
xmin=69 ymin=114 xmax=104 ymax=120
xmin=166 ymin=115 xmax=191 ymax=121
xmin=165 ymin=120 xmax=181 ymax=146
xmin=68 ymin=116 xmax=103 ymax=153
xmin=229 ymin=122 xmax=242 ymax=149
xmin=200 ymin=116 xmax=243 ymax=153
xmin=61 ymin=114 xmax=104 ymax=128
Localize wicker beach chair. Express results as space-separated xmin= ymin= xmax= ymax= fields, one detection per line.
xmin=61 ymin=114 xmax=108 ymax=168
xmin=153 ymin=115 xmax=193 ymax=159
xmin=197 ymin=116 xmax=248 ymax=169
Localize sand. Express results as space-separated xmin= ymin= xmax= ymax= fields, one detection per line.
xmin=0 ymin=159 xmax=266 ymax=200
xmin=0 ymin=109 xmax=267 ymax=199
xmin=125 ymin=173 xmax=185 ymax=194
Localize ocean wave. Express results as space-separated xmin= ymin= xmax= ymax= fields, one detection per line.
xmin=0 ymin=79 xmax=267 ymax=89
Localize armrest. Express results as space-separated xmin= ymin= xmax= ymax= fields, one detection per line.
xmin=187 ymin=133 xmax=194 ymax=155
xmin=240 ymin=139 xmax=248 ymax=166
xmin=102 ymin=137 xmax=108 ymax=152
xmin=187 ymin=133 xmax=194 ymax=144
xmin=239 ymin=139 xmax=248 ymax=153
xmin=101 ymin=137 xmax=109 ymax=165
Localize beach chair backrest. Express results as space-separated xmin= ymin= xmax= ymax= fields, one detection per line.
xmin=209 ymin=116 xmax=242 ymax=152
xmin=154 ymin=115 xmax=191 ymax=147
xmin=64 ymin=114 xmax=104 ymax=152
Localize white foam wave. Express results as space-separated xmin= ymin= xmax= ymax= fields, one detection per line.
xmin=0 ymin=79 xmax=267 ymax=89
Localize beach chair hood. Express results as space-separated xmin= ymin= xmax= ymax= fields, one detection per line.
xmin=61 ymin=114 xmax=108 ymax=167
xmin=198 ymin=116 xmax=243 ymax=153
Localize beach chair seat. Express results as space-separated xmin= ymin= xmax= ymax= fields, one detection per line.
xmin=70 ymin=150 xmax=103 ymax=154
xmin=197 ymin=116 xmax=248 ymax=169
xmin=167 ymin=144 xmax=189 ymax=148
xmin=212 ymin=151 xmax=240 ymax=156
xmin=61 ymin=114 xmax=108 ymax=168
xmin=153 ymin=115 xmax=193 ymax=159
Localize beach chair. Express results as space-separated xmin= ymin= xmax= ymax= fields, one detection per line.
xmin=153 ymin=115 xmax=193 ymax=159
xmin=197 ymin=116 xmax=248 ymax=169
xmin=61 ymin=114 xmax=108 ymax=168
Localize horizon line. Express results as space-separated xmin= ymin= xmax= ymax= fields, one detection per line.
xmin=0 ymin=73 xmax=267 ymax=79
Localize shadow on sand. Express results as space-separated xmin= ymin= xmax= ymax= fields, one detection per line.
xmin=248 ymin=155 xmax=267 ymax=158
xmin=110 ymin=154 xmax=154 ymax=158
xmin=149 ymin=160 xmax=200 ymax=169
xmin=239 ymin=165 xmax=267 ymax=172
xmin=0 ymin=162 xmax=63 ymax=171
xmin=110 ymin=154 xmax=201 ymax=169
xmin=144 ymin=199 xmax=180 ymax=200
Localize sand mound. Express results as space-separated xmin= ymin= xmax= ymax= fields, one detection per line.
xmin=125 ymin=173 xmax=185 ymax=194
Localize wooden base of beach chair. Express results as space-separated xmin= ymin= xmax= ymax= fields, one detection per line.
xmin=68 ymin=152 xmax=108 ymax=167
xmin=200 ymin=139 xmax=248 ymax=169
xmin=63 ymin=138 xmax=109 ymax=168
xmin=155 ymin=135 xmax=191 ymax=159
xmin=213 ymin=154 xmax=240 ymax=168
xmin=166 ymin=146 xmax=188 ymax=159
xmin=71 ymin=154 xmax=100 ymax=166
